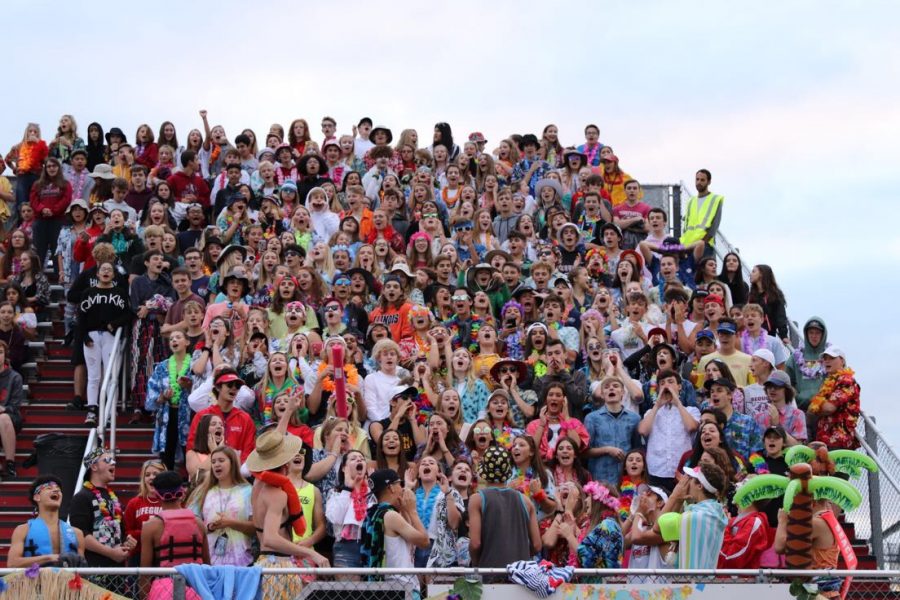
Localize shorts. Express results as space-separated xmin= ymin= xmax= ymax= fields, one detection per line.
xmin=332 ymin=539 xmax=363 ymax=568
xmin=255 ymin=554 xmax=305 ymax=600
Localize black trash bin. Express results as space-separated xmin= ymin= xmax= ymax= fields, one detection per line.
xmin=32 ymin=433 xmax=88 ymax=520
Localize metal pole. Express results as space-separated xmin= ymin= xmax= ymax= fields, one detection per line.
xmin=672 ymin=184 xmax=683 ymax=237
xmin=866 ymin=417 xmax=885 ymax=569
xmin=173 ymin=573 xmax=187 ymax=600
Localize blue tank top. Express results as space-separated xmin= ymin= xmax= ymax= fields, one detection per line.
xmin=24 ymin=517 xmax=79 ymax=557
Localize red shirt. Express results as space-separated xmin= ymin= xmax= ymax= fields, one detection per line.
xmin=186 ymin=404 xmax=256 ymax=461
xmin=30 ymin=182 xmax=73 ymax=218
xmin=124 ymin=495 xmax=163 ymax=557
xmin=166 ymin=170 xmax=211 ymax=207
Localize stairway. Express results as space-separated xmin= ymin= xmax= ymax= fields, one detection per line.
xmin=0 ymin=292 xmax=156 ymax=558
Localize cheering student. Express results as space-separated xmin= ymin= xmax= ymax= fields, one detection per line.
xmin=7 ymin=475 xmax=85 ymax=567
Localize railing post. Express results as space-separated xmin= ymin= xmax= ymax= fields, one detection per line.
xmin=173 ymin=573 xmax=187 ymax=600
xmin=865 ymin=417 xmax=885 ymax=569
xmin=672 ymin=184 xmax=683 ymax=237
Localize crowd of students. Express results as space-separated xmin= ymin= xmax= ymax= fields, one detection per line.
xmin=0 ymin=113 xmax=862 ymax=598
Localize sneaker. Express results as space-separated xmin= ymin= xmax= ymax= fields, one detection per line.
xmin=4 ymin=461 xmax=16 ymax=480
xmin=67 ymin=396 xmax=86 ymax=411
xmin=84 ymin=406 xmax=98 ymax=427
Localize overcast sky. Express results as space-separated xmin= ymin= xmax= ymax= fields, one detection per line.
xmin=5 ymin=1 xmax=899 ymax=444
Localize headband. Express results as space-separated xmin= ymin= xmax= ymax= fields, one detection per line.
xmin=33 ymin=482 xmax=60 ymax=497
xmin=682 ymin=465 xmax=717 ymax=494
xmin=584 ymin=481 xmax=621 ymax=511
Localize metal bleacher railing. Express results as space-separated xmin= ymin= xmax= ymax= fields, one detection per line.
xmin=0 ymin=567 xmax=897 ymax=600
xmin=72 ymin=326 xmax=127 ymax=502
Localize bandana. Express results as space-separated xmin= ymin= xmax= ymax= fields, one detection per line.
xmin=82 ymin=447 xmax=106 ymax=469
xmin=478 ymin=446 xmax=513 ymax=483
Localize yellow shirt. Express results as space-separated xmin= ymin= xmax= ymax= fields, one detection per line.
xmin=473 ymin=353 xmax=501 ymax=388
xmin=698 ymin=350 xmax=754 ymax=388
xmin=0 ymin=177 xmax=11 ymax=222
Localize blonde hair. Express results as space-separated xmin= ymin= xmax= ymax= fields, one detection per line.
xmin=138 ymin=459 xmax=166 ymax=499
xmin=372 ymin=339 xmax=400 ymax=362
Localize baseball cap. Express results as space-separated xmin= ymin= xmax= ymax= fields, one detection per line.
xmin=823 ymin=346 xmax=845 ymax=359
xmin=370 ymin=469 xmax=401 ymax=497
xmin=696 ymin=329 xmax=716 ymax=342
xmin=716 ymin=322 xmax=737 ymax=335
xmin=764 ymin=425 xmax=788 ymax=440
xmin=765 ymin=370 xmax=792 ymax=388
xmin=704 ymin=377 xmax=736 ymax=391
xmin=752 ymin=348 xmax=776 ymax=368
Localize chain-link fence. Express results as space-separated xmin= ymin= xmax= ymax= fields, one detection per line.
xmin=0 ymin=568 xmax=898 ymax=600
xmin=845 ymin=412 xmax=900 ymax=570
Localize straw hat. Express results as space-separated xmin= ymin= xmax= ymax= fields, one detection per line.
xmin=245 ymin=430 xmax=303 ymax=472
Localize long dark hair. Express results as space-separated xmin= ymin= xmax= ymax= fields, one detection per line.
xmin=191 ymin=414 xmax=219 ymax=453
xmin=719 ymin=252 xmax=743 ymax=282
xmin=157 ymin=121 xmax=179 ymax=149
xmin=550 ymin=437 xmax=591 ymax=485
xmin=687 ymin=418 xmax=740 ymax=469
xmin=434 ymin=122 xmax=455 ymax=153
xmin=512 ymin=435 xmax=548 ymax=488
xmin=375 ymin=428 xmax=410 ymax=474
xmin=751 ymin=264 xmax=785 ymax=303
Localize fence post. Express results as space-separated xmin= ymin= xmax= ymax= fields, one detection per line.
xmin=865 ymin=418 xmax=885 ymax=569
xmin=671 ymin=184 xmax=683 ymax=237
xmin=173 ymin=573 xmax=187 ymax=600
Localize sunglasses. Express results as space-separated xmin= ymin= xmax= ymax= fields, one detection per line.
xmin=101 ymin=456 xmax=116 ymax=465
xmin=588 ymin=343 xmax=603 ymax=352
xmin=334 ymin=278 xmax=351 ymax=286
xmin=498 ymin=366 xmax=518 ymax=374
xmin=472 ymin=426 xmax=492 ymax=435
xmin=423 ymin=213 xmax=439 ymax=219
xmin=451 ymin=295 xmax=470 ymax=302
xmin=324 ymin=305 xmax=341 ymax=313
xmin=285 ymin=251 xmax=301 ymax=258
xmin=222 ymin=381 xmax=241 ymax=389
xmin=455 ymin=226 xmax=472 ymax=232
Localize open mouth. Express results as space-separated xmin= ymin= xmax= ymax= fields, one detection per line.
xmin=422 ymin=467 xmax=432 ymax=477
xmin=476 ymin=435 xmax=489 ymax=445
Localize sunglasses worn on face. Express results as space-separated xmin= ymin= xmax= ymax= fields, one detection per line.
xmin=455 ymin=226 xmax=472 ymax=232
xmin=222 ymin=381 xmax=241 ymax=389
xmin=499 ymin=366 xmax=518 ymax=374
xmin=452 ymin=295 xmax=470 ymax=302
xmin=324 ymin=305 xmax=341 ymax=313
xmin=473 ymin=426 xmax=492 ymax=435
xmin=423 ymin=213 xmax=439 ymax=219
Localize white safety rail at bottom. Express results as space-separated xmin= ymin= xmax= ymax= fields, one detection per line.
xmin=0 ymin=567 xmax=896 ymax=600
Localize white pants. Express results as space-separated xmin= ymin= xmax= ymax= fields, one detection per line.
xmin=84 ymin=330 xmax=116 ymax=408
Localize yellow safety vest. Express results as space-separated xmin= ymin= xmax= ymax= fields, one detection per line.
xmin=681 ymin=193 xmax=724 ymax=245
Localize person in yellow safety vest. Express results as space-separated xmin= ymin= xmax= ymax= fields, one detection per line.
xmin=680 ymin=169 xmax=724 ymax=248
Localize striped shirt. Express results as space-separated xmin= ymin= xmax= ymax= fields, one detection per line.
xmin=679 ymin=499 xmax=728 ymax=569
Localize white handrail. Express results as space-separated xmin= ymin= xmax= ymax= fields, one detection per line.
xmin=73 ymin=327 xmax=125 ymax=503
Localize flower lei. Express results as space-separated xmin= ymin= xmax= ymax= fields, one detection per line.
xmin=416 ymin=485 xmax=440 ymax=526
xmin=167 ymin=355 xmax=191 ymax=407
xmin=527 ymin=351 xmax=548 ymax=378
xmin=443 ymin=314 xmax=483 ymax=353
xmin=748 ymin=452 xmax=769 ymax=474
xmin=492 ymin=425 xmax=514 ymax=450
xmin=351 ymin=481 xmax=370 ymax=522
xmin=317 ymin=362 xmax=359 ymax=393
xmin=510 ymin=466 xmax=537 ymax=496
xmin=584 ymin=481 xmax=621 ymax=511
xmin=618 ymin=476 xmax=638 ymax=521
xmin=83 ymin=481 xmax=122 ymax=524
xmin=794 ymin=347 xmax=827 ymax=379
xmin=647 ymin=374 xmax=658 ymax=405
xmin=18 ymin=141 xmax=40 ymax=173
xmin=808 ymin=368 xmax=855 ymax=414
xmin=740 ymin=329 xmax=768 ymax=355
xmin=413 ymin=388 xmax=434 ymax=425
